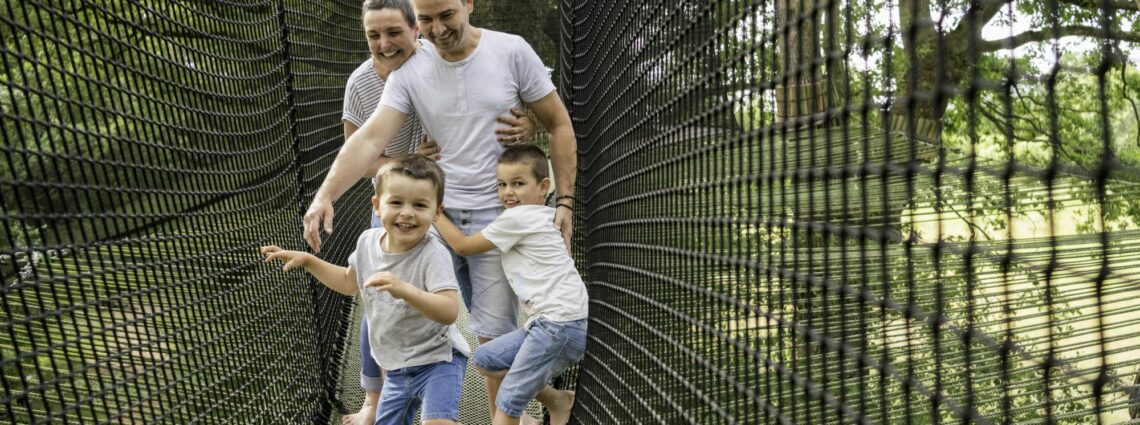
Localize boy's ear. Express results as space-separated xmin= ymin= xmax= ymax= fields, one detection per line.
xmin=371 ymin=196 xmax=381 ymax=215
xmin=539 ymin=177 xmax=551 ymax=194
xmin=434 ymin=204 xmax=443 ymax=222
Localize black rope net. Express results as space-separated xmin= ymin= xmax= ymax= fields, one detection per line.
xmin=563 ymin=0 xmax=1140 ymax=423
xmin=0 ymin=1 xmax=557 ymax=423
xmin=2 ymin=0 xmax=1139 ymax=424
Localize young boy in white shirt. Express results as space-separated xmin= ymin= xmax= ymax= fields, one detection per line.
xmin=262 ymin=154 xmax=469 ymax=425
xmin=435 ymin=145 xmax=589 ymax=425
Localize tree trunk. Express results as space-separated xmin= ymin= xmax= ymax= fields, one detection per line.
xmin=894 ymin=47 xmax=952 ymax=141
xmin=894 ymin=2 xmax=972 ymax=142
xmin=776 ymin=0 xmax=827 ymax=120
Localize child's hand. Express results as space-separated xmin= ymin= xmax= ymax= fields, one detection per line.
xmin=363 ymin=271 xmax=413 ymax=300
xmin=260 ymin=245 xmax=312 ymax=271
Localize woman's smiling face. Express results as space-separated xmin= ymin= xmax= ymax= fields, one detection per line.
xmin=363 ymin=8 xmax=417 ymax=70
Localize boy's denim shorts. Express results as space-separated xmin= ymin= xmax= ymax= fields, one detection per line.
xmin=373 ymin=351 xmax=467 ymax=424
xmin=472 ymin=317 xmax=588 ymax=417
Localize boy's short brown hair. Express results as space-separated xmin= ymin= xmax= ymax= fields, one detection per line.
xmin=498 ymin=145 xmax=549 ymax=181
xmin=375 ymin=153 xmax=446 ymax=205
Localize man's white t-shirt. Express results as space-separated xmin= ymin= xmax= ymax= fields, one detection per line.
xmin=379 ymin=30 xmax=556 ymax=209
xmin=480 ymin=205 xmax=589 ymax=328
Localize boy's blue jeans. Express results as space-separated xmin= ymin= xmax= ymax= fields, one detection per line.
xmin=373 ymin=351 xmax=467 ymax=425
xmin=472 ymin=317 xmax=588 ymax=417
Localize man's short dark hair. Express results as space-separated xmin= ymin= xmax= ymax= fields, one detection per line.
xmin=498 ymin=145 xmax=549 ymax=181
xmin=375 ymin=153 xmax=446 ymax=205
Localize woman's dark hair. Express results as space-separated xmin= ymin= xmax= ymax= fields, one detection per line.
xmin=362 ymin=0 xmax=416 ymax=29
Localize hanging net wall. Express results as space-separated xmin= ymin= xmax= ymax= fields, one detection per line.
xmin=0 ymin=1 xmax=558 ymax=423
xmin=562 ymin=0 xmax=1140 ymax=423
xmin=3 ymin=0 xmax=1140 ymax=424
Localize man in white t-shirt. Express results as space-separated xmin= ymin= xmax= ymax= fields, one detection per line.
xmin=303 ymin=0 xmax=577 ymax=418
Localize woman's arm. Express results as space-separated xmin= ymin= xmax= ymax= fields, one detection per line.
xmin=434 ymin=215 xmax=497 ymax=256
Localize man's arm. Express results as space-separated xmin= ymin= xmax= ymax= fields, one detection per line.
xmin=260 ymin=245 xmax=359 ymax=296
xmin=344 ymin=120 xmax=394 ymax=179
xmin=434 ymin=215 xmax=497 ymax=256
xmin=527 ymin=91 xmax=576 ymax=251
xmin=305 ymin=106 xmax=408 ymax=252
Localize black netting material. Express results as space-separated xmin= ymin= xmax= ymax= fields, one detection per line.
xmin=3 ymin=0 xmax=1140 ymax=423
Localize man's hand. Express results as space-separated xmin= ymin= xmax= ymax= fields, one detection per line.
xmin=415 ymin=135 xmax=440 ymax=161
xmin=553 ymin=205 xmax=573 ymax=253
xmin=260 ymin=245 xmax=313 ymax=271
xmin=495 ymin=108 xmax=536 ymax=146
xmin=303 ymin=199 xmax=335 ymax=253
xmin=364 ymin=271 xmax=414 ymax=299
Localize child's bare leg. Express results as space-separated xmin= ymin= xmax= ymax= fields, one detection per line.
xmin=489 ymin=408 xmax=545 ymax=425
xmin=341 ymin=391 xmax=379 ymax=425
xmin=478 ymin=336 xmax=501 ymax=419
xmin=517 ymin=410 xmax=540 ymax=424
xmin=535 ymin=385 xmax=575 ymax=425
xmin=422 ymin=419 xmax=460 ymax=425
xmin=479 ymin=366 xmax=541 ymax=425
xmin=492 ymin=410 xmax=522 ymax=425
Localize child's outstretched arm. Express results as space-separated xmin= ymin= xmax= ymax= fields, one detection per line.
xmin=260 ymin=245 xmax=358 ymax=296
xmin=434 ymin=215 xmax=497 ymax=256
xmin=364 ymin=271 xmax=459 ymax=324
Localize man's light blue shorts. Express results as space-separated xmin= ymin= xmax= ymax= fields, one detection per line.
xmin=440 ymin=207 xmax=519 ymax=339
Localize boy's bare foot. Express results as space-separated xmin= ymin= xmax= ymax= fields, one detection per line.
xmin=342 ymin=402 xmax=377 ymax=425
xmin=546 ymin=390 xmax=575 ymax=425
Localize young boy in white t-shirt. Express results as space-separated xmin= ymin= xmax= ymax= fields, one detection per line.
xmin=435 ymin=145 xmax=589 ymax=425
xmin=262 ymin=154 xmax=470 ymax=425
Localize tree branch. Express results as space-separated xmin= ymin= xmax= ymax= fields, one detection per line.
xmin=979 ymin=26 xmax=1140 ymax=52
xmin=950 ymin=0 xmax=1006 ymax=41
xmin=899 ymin=0 xmax=936 ymax=48
xmin=1056 ymin=0 xmax=1139 ymax=11
xmin=976 ymin=98 xmax=1052 ymax=146
xmin=1122 ymin=64 xmax=1140 ymax=148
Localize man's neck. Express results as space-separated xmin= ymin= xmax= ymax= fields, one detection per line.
xmin=439 ymin=27 xmax=482 ymax=62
